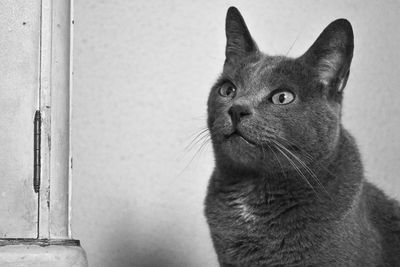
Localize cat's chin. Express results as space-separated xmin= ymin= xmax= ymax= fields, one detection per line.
xmin=219 ymin=133 xmax=266 ymax=166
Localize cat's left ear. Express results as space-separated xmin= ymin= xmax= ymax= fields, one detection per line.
xmin=300 ymin=19 xmax=354 ymax=93
xmin=225 ymin=7 xmax=259 ymax=63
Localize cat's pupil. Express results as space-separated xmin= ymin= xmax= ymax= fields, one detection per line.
xmin=279 ymin=93 xmax=286 ymax=103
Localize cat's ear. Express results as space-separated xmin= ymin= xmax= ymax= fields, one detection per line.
xmin=225 ymin=7 xmax=258 ymax=62
xmin=301 ymin=19 xmax=354 ymax=93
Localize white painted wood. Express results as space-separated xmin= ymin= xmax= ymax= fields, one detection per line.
xmin=0 ymin=0 xmax=41 ymax=238
xmin=38 ymin=0 xmax=73 ymax=239
xmin=0 ymin=0 xmax=74 ymax=240
xmin=0 ymin=245 xmax=88 ymax=267
xmin=38 ymin=0 xmax=52 ymax=240
xmin=0 ymin=1 xmax=81 ymax=260
xmin=36 ymin=0 xmax=72 ymax=239
xmin=48 ymin=0 xmax=73 ymax=239
xmin=0 ymin=2 xmax=87 ymax=264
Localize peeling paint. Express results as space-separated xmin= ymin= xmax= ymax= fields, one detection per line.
xmin=47 ymin=133 xmax=51 ymax=151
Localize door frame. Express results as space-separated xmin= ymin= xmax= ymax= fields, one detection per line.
xmin=38 ymin=0 xmax=73 ymax=240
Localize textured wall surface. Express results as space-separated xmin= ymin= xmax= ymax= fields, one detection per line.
xmin=72 ymin=1 xmax=400 ymax=266
xmin=0 ymin=0 xmax=40 ymax=238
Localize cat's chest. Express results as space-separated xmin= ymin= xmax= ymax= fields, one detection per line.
xmin=206 ymin=190 xmax=303 ymax=243
xmin=207 ymin=188 xmax=299 ymax=230
xmin=205 ymin=190 xmax=326 ymax=266
xmin=206 ymin=190 xmax=381 ymax=267
xmin=226 ymin=196 xmax=258 ymax=223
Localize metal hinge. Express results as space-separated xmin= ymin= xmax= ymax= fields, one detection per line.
xmin=33 ymin=110 xmax=41 ymax=193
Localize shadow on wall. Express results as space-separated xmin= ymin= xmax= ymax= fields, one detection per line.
xmin=102 ymin=207 xmax=194 ymax=267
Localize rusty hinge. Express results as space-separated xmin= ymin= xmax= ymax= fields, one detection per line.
xmin=33 ymin=110 xmax=41 ymax=193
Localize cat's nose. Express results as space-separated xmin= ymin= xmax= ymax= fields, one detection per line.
xmin=228 ymin=104 xmax=252 ymax=126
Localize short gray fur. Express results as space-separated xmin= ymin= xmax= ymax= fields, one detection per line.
xmin=205 ymin=7 xmax=400 ymax=267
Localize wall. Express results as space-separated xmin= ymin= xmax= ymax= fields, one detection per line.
xmin=72 ymin=1 xmax=400 ymax=266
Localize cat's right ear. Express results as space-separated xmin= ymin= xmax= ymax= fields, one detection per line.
xmin=225 ymin=7 xmax=258 ymax=63
xmin=300 ymin=19 xmax=354 ymax=93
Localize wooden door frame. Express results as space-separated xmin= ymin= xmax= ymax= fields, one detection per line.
xmin=38 ymin=0 xmax=73 ymax=240
xmin=0 ymin=2 xmax=87 ymax=265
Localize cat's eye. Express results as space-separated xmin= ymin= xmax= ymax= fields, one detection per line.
xmin=219 ymin=82 xmax=236 ymax=98
xmin=271 ymin=91 xmax=295 ymax=105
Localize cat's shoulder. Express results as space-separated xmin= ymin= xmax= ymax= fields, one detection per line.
xmin=362 ymin=180 xmax=400 ymax=263
xmin=362 ymin=180 xmax=400 ymax=221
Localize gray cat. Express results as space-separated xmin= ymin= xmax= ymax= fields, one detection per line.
xmin=205 ymin=7 xmax=400 ymax=267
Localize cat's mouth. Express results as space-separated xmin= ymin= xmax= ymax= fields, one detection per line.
xmin=224 ymin=131 xmax=302 ymax=152
xmin=225 ymin=129 xmax=301 ymax=153
xmin=225 ymin=131 xmax=257 ymax=147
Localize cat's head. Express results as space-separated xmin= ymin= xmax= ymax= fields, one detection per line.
xmin=208 ymin=7 xmax=354 ymax=173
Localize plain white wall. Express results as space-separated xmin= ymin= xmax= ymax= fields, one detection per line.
xmin=72 ymin=1 xmax=400 ymax=266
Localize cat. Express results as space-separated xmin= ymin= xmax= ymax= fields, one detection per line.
xmin=204 ymin=6 xmax=400 ymax=267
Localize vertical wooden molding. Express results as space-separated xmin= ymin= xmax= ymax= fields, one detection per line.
xmin=68 ymin=0 xmax=75 ymax=239
xmin=38 ymin=0 xmax=52 ymax=239
xmin=39 ymin=0 xmax=73 ymax=241
xmin=49 ymin=0 xmax=72 ymax=239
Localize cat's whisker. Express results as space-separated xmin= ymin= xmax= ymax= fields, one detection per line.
xmin=177 ymin=129 xmax=210 ymax=162
xmin=177 ymin=125 xmax=212 ymax=175
xmin=260 ymin=142 xmax=266 ymax=161
xmin=272 ymin=141 xmax=318 ymax=179
xmin=198 ymin=137 xmax=211 ymax=154
xmin=184 ymin=127 xmax=210 ymax=152
xmin=263 ymin=142 xmax=287 ymax=205
xmin=272 ymin=140 xmax=330 ymax=199
xmin=178 ymin=136 xmax=211 ymax=177
xmin=273 ymin=140 xmax=331 ymax=198
xmin=184 ymin=127 xmax=208 ymax=150
xmin=276 ymin=137 xmax=344 ymax=183
xmin=285 ymin=34 xmax=299 ymax=56
xmin=261 ymin=142 xmax=280 ymax=204
xmin=186 ymin=134 xmax=210 ymax=161
xmin=186 ymin=125 xmax=208 ymax=137
xmin=272 ymin=143 xmax=320 ymax=199
xmin=190 ymin=131 xmax=210 ymax=150
xmin=264 ymin=142 xmax=286 ymax=179
xmin=184 ymin=127 xmax=208 ymax=145
xmin=285 ymin=26 xmax=305 ymax=57
xmin=275 ymin=136 xmax=341 ymax=183
xmin=275 ymin=136 xmax=314 ymax=161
